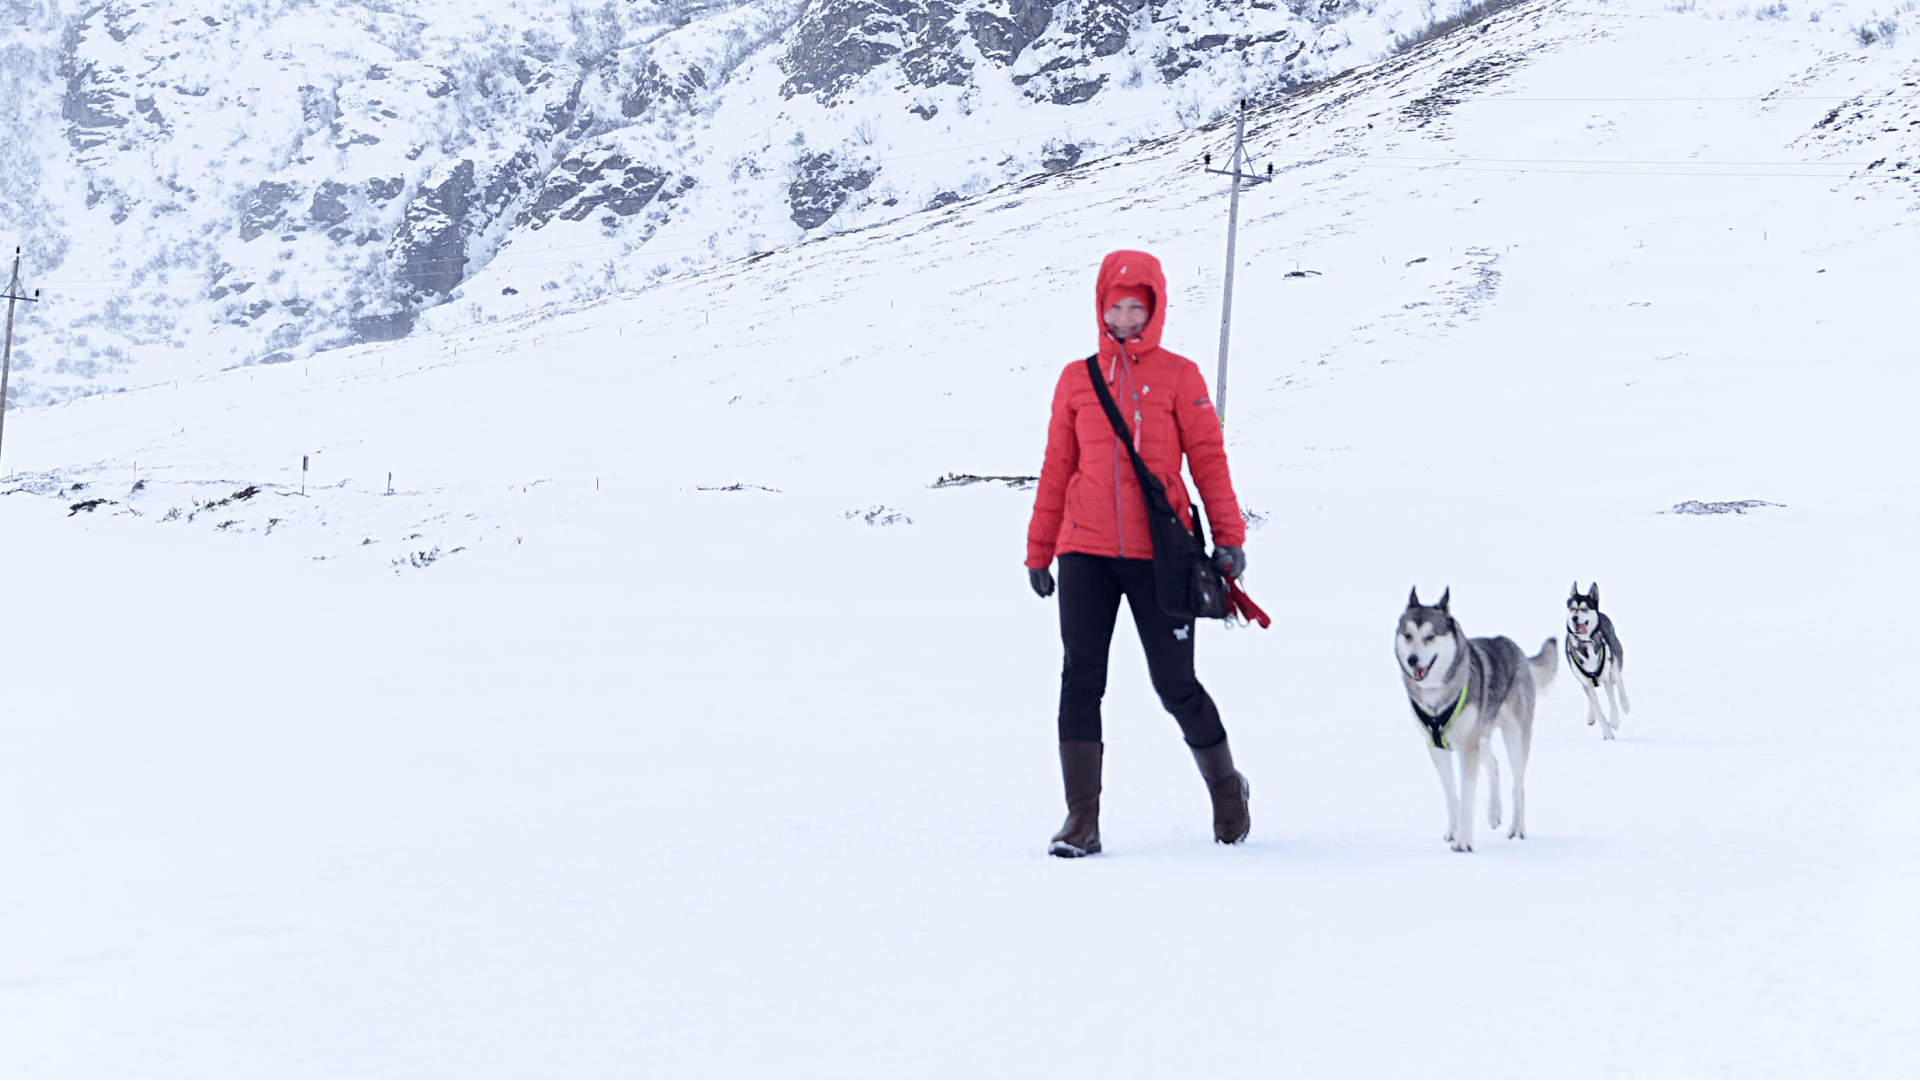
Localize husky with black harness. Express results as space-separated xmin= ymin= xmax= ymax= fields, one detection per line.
xmin=1565 ymin=582 xmax=1630 ymax=739
xmin=1395 ymin=588 xmax=1558 ymax=852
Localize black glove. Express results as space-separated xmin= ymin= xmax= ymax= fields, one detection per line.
xmin=1029 ymin=566 xmax=1055 ymax=598
xmin=1212 ymin=546 xmax=1246 ymax=580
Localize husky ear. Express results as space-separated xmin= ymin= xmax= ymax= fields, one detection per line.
xmin=1408 ymin=585 xmax=1421 ymax=609
xmin=1437 ymin=586 xmax=1451 ymax=612
xmin=1589 ymin=583 xmax=1600 ymax=608
xmin=1570 ymin=580 xmax=1581 ymax=602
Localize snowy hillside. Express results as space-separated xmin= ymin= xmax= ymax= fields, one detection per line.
xmin=3 ymin=0 xmax=1919 ymax=1073
xmin=2 ymin=0 xmax=1474 ymax=405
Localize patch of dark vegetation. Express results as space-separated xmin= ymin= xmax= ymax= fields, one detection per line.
xmin=930 ymin=472 xmax=1038 ymax=489
xmin=696 ymin=483 xmax=782 ymax=492
xmin=845 ymin=505 xmax=912 ymax=526
xmin=186 ymin=484 xmax=265 ymax=522
xmin=1664 ymin=500 xmax=1784 ymax=515
xmin=393 ymin=545 xmax=465 ymax=572
xmin=68 ymin=498 xmax=113 ymax=516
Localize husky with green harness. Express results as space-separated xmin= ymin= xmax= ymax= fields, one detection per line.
xmin=1396 ymin=587 xmax=1560 ymax=853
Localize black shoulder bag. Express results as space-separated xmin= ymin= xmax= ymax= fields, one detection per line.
xmin=1084 ymin=355 xmax=1231 ymax=620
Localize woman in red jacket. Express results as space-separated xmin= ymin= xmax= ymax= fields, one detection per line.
xmin=1026 ymin=249 xmax=1252 ymax=858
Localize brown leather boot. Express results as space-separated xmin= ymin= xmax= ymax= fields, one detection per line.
xmin=1048 ymin=741 xmax=1102 ymax=857
xmin=1191 ymin=737 xmax=1251 ymax=844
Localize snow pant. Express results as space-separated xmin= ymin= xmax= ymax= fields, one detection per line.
xmin=1056 ymin=553 xmax=1227 ymax=748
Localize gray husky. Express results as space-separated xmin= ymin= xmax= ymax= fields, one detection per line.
xmin=1566 ymin=582 xmax=1630 ymax=739
xmin=1395 ymin=588 xmax=1557 ymax=852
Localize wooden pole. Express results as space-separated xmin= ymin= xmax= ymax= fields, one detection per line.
xmin=1215 ymin=105 xmax=1247 ymax=424
xmin=0 ymin=249 xmax=23 ymax=470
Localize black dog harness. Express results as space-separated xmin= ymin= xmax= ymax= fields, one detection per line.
xmin=1409 ymin=683 xmax=1469 ymax=750
xmin=1566 ymin=631 xmax=1607 ymax=687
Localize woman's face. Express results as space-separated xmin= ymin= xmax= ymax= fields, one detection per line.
xmin=1104 ymin=297 xmax=1149 ymax=340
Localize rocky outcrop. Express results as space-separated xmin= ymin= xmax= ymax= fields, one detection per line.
xmin=516 ymin=59 xmax=584 ymax=136
xmin=620 ymin=55 xmax=710 ymax=118
xmin=309 ymin=181 xmax=353 ymax=227
xmin=238 ymin=181 xmax=298 ymax=241
xmin=971 ymin=0 xmax=1055 ymax=63
xmin=520 ymin=146 xmax=671 ymax=228
xmin=390 ymin=159 xmax=476 ymax=302
xmin=782 ymin=0 xmax=1055 ymax=102
xmin=1040 ymin=141 xmax=1083 ymax=171
xmin=788 ymin=150 xmax=874 ymax=229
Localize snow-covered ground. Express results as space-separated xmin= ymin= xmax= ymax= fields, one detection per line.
xmin=3 ymin=0 xmax=1918 ymax=1073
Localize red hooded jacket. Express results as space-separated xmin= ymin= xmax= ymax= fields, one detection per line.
xmin=1025 ymin=251 xmax=1246 ymax=569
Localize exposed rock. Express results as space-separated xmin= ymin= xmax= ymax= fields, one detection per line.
xmin=1044 ymin=72 xmax=1107 ymax=104
xmin=309 ymin=181 xmax=353 ymax=227
xmin=1060 ymin=0 xmax=1142 ymax=58
xmin=784 ymin=0 xmax=1056 ymax=102
xmin=621 ymin=56 xmax=710 ymax=118
xmin=520 ymin=147 xmax=670 ymax=229
xmin=1041 ymin=142 xmax=1082 ymax=172
xmin=390 ymin=159 xmax=476 ymax=301
xmin=238 ymin=181 xmax=297 ymax=241
xmin=515 ymin=59 xmax=583 ymax=135
xmin=969 ymin=0 xmax=1055 ymax=63
xmin=352 ymin=308 xmax=416 ymax=343
xmin=781 ymin=0 xmax=909 ymax=101
xmin=297 ymin=84 xmax=337 ymax=130
xmin=366 ymin=177 xmax=406 ymax=204
xmin=62 ymin=56 xmax=128 ymax=149
xmin=475 ymin=150 xmax=541 ymax=223
xmin=788 ymin=151 xmax=874 ymax=229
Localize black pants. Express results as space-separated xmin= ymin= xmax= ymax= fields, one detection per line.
xmin=1056 ymin=553 xmax=1226 ymax=748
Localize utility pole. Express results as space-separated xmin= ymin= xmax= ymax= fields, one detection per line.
xmin=1 ymin=247 xmax=43 ymax=471
xmin=1202 ymin=101 xmax=1273 ymax=425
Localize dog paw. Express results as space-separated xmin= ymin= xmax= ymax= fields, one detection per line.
xmin=1488 ymin=810 xmax=1502 ymax=830
xmin=1450 ymin=840 xmax=1473 ymax=853
xmin=1586 ymin=716 xmax=1596 ymax=726
xmin=1508 ymin=826 xmax=1525 ymax=840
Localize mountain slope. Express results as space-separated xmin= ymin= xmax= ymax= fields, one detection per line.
xmin=1 ymin=0 xmax=1917 ymax=1073
xmin=2 ymin=0 xmax=1484 ymax=404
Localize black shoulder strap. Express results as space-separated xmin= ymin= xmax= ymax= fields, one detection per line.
xmin=1083 ymin=354 xmax=1206 ymax=545
xmin=1084 ymin=355 xmax=1153 ymax=484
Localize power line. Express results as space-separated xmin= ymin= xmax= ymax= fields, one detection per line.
xmin=1458 ymin=95 xmax=1853 ymax=102
xmin=32 ymin=87 xmax=1865 ymax=252
xmin=22 ymin=149 xmax=1891 ymax=294
xmin=28 ymin=148 xmax=1890 ymax=285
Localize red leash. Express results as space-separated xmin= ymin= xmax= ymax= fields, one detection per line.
xmin=1226 ymin=576 xmax=1270 ymax=628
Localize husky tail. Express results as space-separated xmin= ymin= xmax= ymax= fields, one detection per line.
xmin=1529 ymin=637 xmax=1559 ymax=690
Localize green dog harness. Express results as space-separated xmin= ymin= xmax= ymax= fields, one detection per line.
xmin=1410 ymin=683 xmax=1469 ymax=750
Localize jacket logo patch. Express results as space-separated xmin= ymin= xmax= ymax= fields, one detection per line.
xmin=1194 ymin=397 xmax=1214 ymax=408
